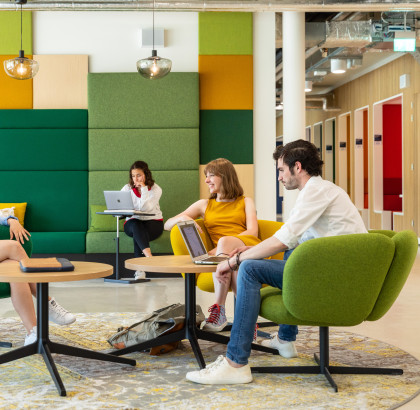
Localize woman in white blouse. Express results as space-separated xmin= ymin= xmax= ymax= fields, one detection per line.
xmin=121 ymin=161 xmax=164 ymax=276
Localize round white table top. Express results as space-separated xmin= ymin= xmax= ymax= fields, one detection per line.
xmin=125 ymin=255 xmax=217 ymax=274
xmin=0 ymin=261 xmax=113 ymax=283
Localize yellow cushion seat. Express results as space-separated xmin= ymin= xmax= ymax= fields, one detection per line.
xmin=170 ymin=219 xmax=284 ymax=293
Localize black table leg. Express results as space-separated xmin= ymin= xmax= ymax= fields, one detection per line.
xmin=104 ymin=216 xmax=150 ymax=284
xmin=185 ymin=273 xmax=205 ymax=369
xmin=0 ymin=282 xmax=136 ymax=397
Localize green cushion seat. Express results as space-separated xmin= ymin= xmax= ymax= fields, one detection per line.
xmin=86 ymin=230 xmax=171 ymax=254
xmin=30 ymin=232 xmax=86 ymax=254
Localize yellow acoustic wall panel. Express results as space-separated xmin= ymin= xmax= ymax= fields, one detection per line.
xmin=199 ymin=164 xmax=254 ymax=200
xmin=33 ymin=55 xmax=89 ymax=109
xmin=199 ymin=55 xmax=253 ymax=110
xmin=0 ymin=55 xmax=33 ymax=109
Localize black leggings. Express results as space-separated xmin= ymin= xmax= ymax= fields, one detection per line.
xmin=124 ymin=219 xmax=164 ymax=257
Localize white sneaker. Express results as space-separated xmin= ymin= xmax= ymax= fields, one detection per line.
xmin=134 ymin=270 xmax=146 ymax=280
xmin=261 ymin=334 xmax=298 ymax=358
xmin=48 ymin=297 xmax=76 ymax=325
xmin=186 ymin=355 xmax=253 ymax=385
xmin=24 ymin=326 xmax=37 ymax=346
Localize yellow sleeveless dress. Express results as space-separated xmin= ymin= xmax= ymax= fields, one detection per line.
xmin=203 ymin=196 xmax=261 ymax=248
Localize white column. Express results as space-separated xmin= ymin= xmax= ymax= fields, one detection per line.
xmin=282 ymin=11 xmax=306 ymax=220
xmin=253 ymin=12 xmax=276 ymax=221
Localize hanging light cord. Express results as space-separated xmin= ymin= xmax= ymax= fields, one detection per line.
xmin=152 ymin=0 xmax=155 ymax=50
xmin=20 ymin=3 xmax=23 ymax=51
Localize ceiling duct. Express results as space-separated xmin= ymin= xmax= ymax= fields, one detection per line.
xmin=306 ymin=93 xmax=341 ymax=111
xmin=1 ymin=0 xmax=420 ymax=12
xmin=276 ymin=19 xmax=372 ymax=49
xmin=276 ymin=93 xmax=340 ymax=112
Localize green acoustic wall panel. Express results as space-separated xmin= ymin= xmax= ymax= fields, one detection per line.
xmin=199 ymin=12 xmax=253 ymax=55
xmin=200 ymin=110 xmax=253 ymax=164
xmin=0 ymin=11 xmax=32 ymax=54
xmin=88 ymin=73 xmax=199 ymax=129
xmin=31 ymin=232 xmax=86 ymax=254
xmin=88 ymin=170 xmax=199 ymax=224
xmin=1 ymin=171 xmax=88 ymax=232
xmin=86 ymin=231 xmax=171 ymax=254
xmin=89 ymin=128 xmax=199 ymax=171
xmin=0 ymin=109 xmax=88 ymax=129
xmin=0 ymin=129 xmax=87 ymax=170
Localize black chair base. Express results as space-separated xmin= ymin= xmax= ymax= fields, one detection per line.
xmin=0 ymin=341 xmax=12 ymax=348
xmin=251 ymin=326 xmax=403 ymax=392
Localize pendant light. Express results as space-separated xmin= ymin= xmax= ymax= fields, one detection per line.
xmin=136 ymin=0 xmax=172 ymax=80
xmin=4 ymin=0 xmax=39 ymax=80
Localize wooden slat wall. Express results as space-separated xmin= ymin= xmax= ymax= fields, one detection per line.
xmin=277 ymin=54 xmax=419 ymax=234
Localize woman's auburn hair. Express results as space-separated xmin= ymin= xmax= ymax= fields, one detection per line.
xmin=204 ymin=158 xmax=244 ymax=200
xmin=128 ymin=160 xmax=155 ymax=190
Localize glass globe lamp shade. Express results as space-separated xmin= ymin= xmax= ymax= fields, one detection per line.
xmin=136 ymin=50 xmax=172 ymax=80
xmin=4 ymin=50 xmax=39 ymax=80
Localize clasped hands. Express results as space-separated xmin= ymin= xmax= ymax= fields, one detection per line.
xmin=215 ymin=246 xmax=253 ymax=285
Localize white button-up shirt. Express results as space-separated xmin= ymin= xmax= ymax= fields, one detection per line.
xmin=274 ymin=176 xmax=367 ymax=249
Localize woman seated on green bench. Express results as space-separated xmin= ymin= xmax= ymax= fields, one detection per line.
xmin=164 ymin=158 xmax=260 ymax=335
xmin=121 ymin=161 xmax=164 ymax=280
xmin=0 ymin=215 xmax=76 ymax=346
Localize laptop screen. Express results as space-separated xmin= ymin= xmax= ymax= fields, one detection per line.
xmin=178 ymin=223 xmax=207 ymax=258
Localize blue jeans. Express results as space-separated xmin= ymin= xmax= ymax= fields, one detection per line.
xmin=226 ymin=249 xmax=298 ymax=365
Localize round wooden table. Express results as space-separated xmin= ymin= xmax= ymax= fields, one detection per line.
xmin=0 ymin=261 xmax=136 ymax=397
xmin=113 ymin=255 xmax=276 ymax=368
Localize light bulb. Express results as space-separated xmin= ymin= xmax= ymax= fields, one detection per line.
xmin=17 ymin=63 xmax=28 ymax=77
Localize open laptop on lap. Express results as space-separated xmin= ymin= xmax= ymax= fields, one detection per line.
xmin=177 ymin=220 xmax=228 ymax=265
xmin=103 ymin=191 xmax=154 ymax=216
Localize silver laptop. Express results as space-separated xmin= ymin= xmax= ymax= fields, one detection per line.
xmin=177 ymin=220 xmax=228 ymax=265
xmin=103 ymin=191 xmax=154 ymax=215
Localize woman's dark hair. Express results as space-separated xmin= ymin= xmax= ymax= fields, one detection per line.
xmin=128 ymin=161 xmax=155 ymax=190
xmin=203 ymin=158 xmax=244 ymax=200
xmin=273 ymin=139 xmax=323 ymax=176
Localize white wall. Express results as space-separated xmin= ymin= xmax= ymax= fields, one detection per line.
xmin=33 ymin=11 xmax=198 ymax=73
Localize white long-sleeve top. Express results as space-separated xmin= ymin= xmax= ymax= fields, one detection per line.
xmin=121 ymin=183 xmax=163 ymax=221
xmin=274 ymin=176 xmax=367 ymax=249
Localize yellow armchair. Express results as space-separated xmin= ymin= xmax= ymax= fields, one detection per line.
xmin=169 ymin=219 xmax=284 ymax=293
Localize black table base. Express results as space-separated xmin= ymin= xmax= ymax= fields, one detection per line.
xmin=0 ymin=283 xmax=136 ymax=396
xmin=111 ymin=272 xmax=278 ymax=367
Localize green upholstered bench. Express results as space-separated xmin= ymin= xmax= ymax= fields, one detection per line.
xmin=86 ymin=73 xmax=200 ymax=255
xmin=0 ymin=109 xmax=88 ymax=254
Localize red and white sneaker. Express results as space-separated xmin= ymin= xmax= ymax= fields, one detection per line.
xmin=200 ymin=304 xmax=228 ymax=332
xmin=253 ymin=324 xmax=259 ymax=342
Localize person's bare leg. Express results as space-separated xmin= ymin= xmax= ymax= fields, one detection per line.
xmin=0 ymin=241 xmax=36 ymax=334
xmin=9 ymin=282 xmax=36 ymax=333
xmin=213 ymin=236 xmax=245 ymax=305
xmin=0 ymin=240 xmax=27 ymax=263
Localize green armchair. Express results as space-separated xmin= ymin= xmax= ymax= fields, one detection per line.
xmin=0 ymin=225 xmax=33 ymax=348
xmin=254 ymin=230 xmax=418 ymax=392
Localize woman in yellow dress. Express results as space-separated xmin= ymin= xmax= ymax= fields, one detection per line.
xmin=164 ymin=158 xmax=260 ymax=333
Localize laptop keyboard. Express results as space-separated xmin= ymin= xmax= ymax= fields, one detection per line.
xmin=203 ymin=256 xmax=227 ymax=262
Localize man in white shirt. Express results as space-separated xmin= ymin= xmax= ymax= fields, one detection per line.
xmin=186 ymin=139 xmax=367 ymax=385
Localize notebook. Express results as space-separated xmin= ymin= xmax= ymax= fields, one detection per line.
xmin=20 ymin=257 xmax=74 ymax=272
xmin=103 ymin=191 xmax=154 ymax=215
xmin=177 ymin=220 xmax=228 ymax=265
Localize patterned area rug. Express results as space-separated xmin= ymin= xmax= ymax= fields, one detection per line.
xmin=0 ymin=312 xmax=419 ymax=409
